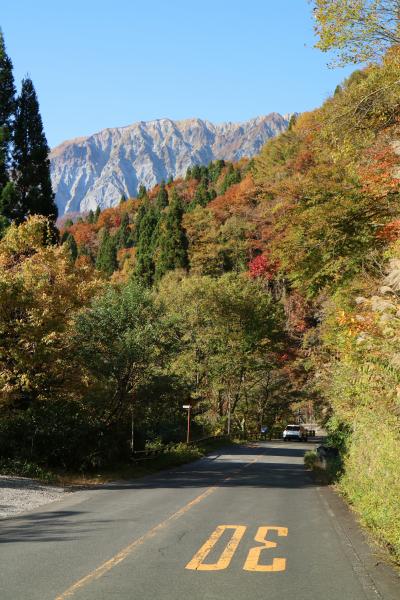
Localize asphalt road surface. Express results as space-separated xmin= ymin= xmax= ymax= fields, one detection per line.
xmin=1 ymin=442 xmax=398 ymax=600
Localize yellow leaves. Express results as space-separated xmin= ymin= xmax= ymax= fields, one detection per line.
xmin=0 ymin=215 xmax=53 ymax=262
xmin=0 ymin=217 xmax=103 ymax=404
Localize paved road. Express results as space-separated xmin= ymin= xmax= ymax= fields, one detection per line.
xmin=0 ymin=443 xmax=398 ymax=600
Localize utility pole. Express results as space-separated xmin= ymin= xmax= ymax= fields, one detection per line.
xmin=227 ymin=397 xmax=231 ymax=437
xmin=130 ymin=405 xmax=135 ymax=455
xmin=183 ymin=404 xmax=191 ymax=443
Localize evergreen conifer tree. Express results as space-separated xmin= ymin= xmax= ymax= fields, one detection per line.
xmin=115 ymin=212 xmax=133 ymax=249
xmin=96 ymin=229 xmax=118 ymax=276
xmin=120 ymin=194 xmax=127 ymax=204
xmin=134 ymin=202 xmax=159 ymax=286
xmin=191 ymin=165 xmax=201 ymax=181
xmin=137 ymin=184 xmax=147 ymax=199
xmin=156 ymin=180 xmax=168 ymax=210
xmin=155 ymin=189 xmax=188 ymax=280
xmin=220 ymin=164 xmax=241 ymax=194
xmin=63 ymin=232 xmax=78 ymax=262
xmin=194 ymin=182 xmax=210 ymax=207
xmin=94 ymin=206 xmax=101 ymax=222
xmin=87 ymin=209 xmax=95 ymax=224
xmin=78 ymin=243 xmax=94 ymax=264
xmin=12 ymin=77 xmax=57 ymax=222
xmin=0 ymin=30 xmax=16 ymax=216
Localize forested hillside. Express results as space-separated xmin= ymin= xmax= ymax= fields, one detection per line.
xmin=1 ymin=2 xmax=400 ymax=563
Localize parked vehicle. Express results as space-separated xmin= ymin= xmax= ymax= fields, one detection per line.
xmin=283 ymin=424 xmax=308 ymax=442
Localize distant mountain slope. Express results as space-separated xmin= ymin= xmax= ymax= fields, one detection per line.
xmin=50 ymin=114 xmax=289 ymax=215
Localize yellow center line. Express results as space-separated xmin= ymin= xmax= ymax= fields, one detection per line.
xmin=55 ymin=453 xmax=260 ymax=599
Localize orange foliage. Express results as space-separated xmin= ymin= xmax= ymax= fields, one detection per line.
xmin=69 ymin=222 xmax=97 ymax=247
xmin=96 ymin=208 xmax=122 ymax=230
xmin=208 ymin=175 xmax=256 ymax=222
xmin=377 ymin=220 xmax=400 ymax=241
xmin=359 ymin=138 xmax=400 ymax=199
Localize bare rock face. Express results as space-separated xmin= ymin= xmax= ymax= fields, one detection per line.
xmin=50 ymin=114 xmax=289 ymax=215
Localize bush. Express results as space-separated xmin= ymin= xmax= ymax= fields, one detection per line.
xmin=304 ymin=450 xmax=318 ymax=469
xmin=0 ymin=458 xmax=53 ymax=481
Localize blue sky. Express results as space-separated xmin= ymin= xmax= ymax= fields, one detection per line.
xmin=2 ymin=0 xmax=355 ymax=148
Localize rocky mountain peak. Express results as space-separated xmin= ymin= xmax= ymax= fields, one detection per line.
xmin=50 ymin=114 xmax=289 ymax=215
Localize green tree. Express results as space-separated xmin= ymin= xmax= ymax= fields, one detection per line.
xmin=63 ymin=232 xmax=78 ymax=262
xmin=191 ymin=165 xmax=202 ymax=181
xmin=137 ymin=184 xmax=147 ymax=199
xmin=134 ymin=201 xmax=160 ymax=285
xmin=120 ymin=194 xmax=127 ymax=204
xmin=0 ymin=181 xmax=16 ymax=231
xmin=12 ymin=77 xmax=57 ymax=223
xmin=0 ymin=30 xmax=16 ymax=197
xmin=96 ymin=229 xmax=117 ymax=276
xmin=157 ymin=272 xmax=284 ymax=432
xmin=94 ymin=206 xmax=101 ymax=222
xmin=115 ymin=212 xmax=133 ymax=250
xmin=87 ymin=209 xmax=95 ymax=224
xmin=208 ymin=159 xmax=225 ymax=182
xmin=193 ymin=182 xmax=211 ymax=208
xmin=155 ymin=189 xmax=188 ymax=280
xmin=73 ymin=280 xmax=166 ymax=423
xmin=156 ymin=180 xmax=168 ymax=210
xmin=219 ymin=164 xmax=241 ymax=194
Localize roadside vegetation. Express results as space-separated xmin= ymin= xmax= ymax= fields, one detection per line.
xmin=1 ymin=2 xmax=400 ymax=562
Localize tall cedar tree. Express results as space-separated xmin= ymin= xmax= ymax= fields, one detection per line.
xmin=155 ymin=189 xmax=188 ymax=280
xmin=0 ymin=30 xmax=16 ymax=219
xmin=12 ymin=77 xmax=57 ymax=223
xmin=156 ymin=180 xmax=168 ymax=210
xmin=63 ymin=232 xmax=78 ymax=262
xmin=115 ymin=212 xmax=133 ymax=249
xmin=137 ymin=184 xmax=147 ymax=199
xmin=135 ymin=200 xmax=159 ymax=285
xmin=96 ymin=229 xmax=117 ymax=276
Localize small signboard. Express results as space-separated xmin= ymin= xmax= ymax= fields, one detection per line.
xmin=182 ymin=405 xmax=191 ymax=409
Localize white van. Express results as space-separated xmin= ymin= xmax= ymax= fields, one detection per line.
xmin=283 ymin=424 xmax=307 ymax=442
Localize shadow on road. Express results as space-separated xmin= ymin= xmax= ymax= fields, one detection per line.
xmin=102 ymin=443 xmax=315 ymax=492
xmin=0 ymin=509 xmax=110 ymax=544
xmin=0 ymin=444 xmax=314 ymax=544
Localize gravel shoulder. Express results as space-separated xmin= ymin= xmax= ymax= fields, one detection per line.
xmin=0 ymin=475 xmax=71 ymax=519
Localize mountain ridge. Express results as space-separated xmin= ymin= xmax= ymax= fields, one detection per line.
xmin=50 ymin=114 xmax=289 ymax=215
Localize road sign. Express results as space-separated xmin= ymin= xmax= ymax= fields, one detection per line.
xmin=182 ymin=405 xmax=190 ymax=409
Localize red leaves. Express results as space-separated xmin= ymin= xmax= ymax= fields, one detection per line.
xmin=359 ymin=141 xmax=400 ymax=199
xmin=248 ymin=253 xmax=279 ymax=280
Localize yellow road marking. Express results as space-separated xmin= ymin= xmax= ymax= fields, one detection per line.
xmin=185 ymin=525 xmax=246 ymax=571
xmin=55 ymin=454 xmax=259 ymax=599
xmin=243 ymin=526 xmax=288 ymax=572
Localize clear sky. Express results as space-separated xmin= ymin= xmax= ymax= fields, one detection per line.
xmin=1 ymin=0 xmax=355 ymax=148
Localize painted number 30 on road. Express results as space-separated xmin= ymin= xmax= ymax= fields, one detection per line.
xmin=186 ymin=525 xmax=288 ymax=572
